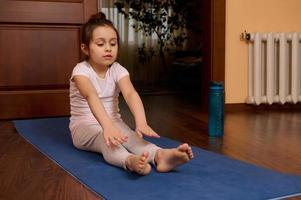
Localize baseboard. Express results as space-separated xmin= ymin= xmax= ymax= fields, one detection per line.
xmin=225 ymin=102 xmax=301 ymax=111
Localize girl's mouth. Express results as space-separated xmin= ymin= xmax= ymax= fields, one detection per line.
xmin=104 ymin=55 xmax=112 ymax=59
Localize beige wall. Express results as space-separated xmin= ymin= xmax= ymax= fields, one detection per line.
xmin=225 ymin=0 xmax=301 ymax=103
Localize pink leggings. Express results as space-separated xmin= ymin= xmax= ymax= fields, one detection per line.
xmin=71 ymin=119 xmax=161 ymax=170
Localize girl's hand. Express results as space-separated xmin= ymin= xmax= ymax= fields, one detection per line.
xmin=103 ymin=125 xmax=128 ymax=147
xmin=136 ymin=124 xmax=160 ymax=138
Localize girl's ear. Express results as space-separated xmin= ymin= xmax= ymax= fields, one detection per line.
xmin=81 ymin=44 xmax=89 ymax=56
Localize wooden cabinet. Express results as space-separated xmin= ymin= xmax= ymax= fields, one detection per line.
xmin=0 ymin=0 xmax=98 ymax=119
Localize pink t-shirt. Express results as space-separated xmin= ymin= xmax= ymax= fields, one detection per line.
xmin=69 ymin=61 xmax=129 ymax=133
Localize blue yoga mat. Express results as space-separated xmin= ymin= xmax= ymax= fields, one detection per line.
xmin=14 ymin=117 xmax=301 ymax=200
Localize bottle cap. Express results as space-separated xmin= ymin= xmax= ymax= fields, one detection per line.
xmin=210 ymin=81 xmax=224 ymax=91
xmin=210 ymin=81 xmax=224 ymax=86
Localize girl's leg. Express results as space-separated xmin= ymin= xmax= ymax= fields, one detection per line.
xmin=113 ymin=120 xmax=194 ymax=172
xmin=71 ymin=123 xmax=130 ymax=169
xmin=113 ymin=120 xmax=161 ymax=165
xmin=71 ymin=123 xmax=151 ymax=174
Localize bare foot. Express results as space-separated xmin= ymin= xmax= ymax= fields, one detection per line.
xmin=155 ymin=143 xmax=194 ymax=172
xmin=125 ymin=152 xmax=152 ymax=175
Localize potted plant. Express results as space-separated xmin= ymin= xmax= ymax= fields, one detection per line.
xmin=114 ymin=0 xmax=193 ymax=71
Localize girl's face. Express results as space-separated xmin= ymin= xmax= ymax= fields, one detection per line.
xmin=84 ymin=26 xmax=118 ymax=68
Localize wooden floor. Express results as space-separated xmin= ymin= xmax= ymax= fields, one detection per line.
xmin=1 ymin=94 xmax=301 ymax=200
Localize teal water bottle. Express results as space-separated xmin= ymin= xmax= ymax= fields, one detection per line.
xmin=208 ymin=82 xmax=224 ymax=137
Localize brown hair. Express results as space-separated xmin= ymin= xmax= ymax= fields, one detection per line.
xmin=81 ymin=12 xmax=120 ymax=46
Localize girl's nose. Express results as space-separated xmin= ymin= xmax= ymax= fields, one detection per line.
xmin=105 ymin=44 xmax=112 ymax=51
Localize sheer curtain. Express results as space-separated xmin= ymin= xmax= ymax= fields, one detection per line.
xmin=98 ymin=0 xmax=161 ymax=86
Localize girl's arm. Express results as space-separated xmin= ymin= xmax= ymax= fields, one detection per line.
xmin=118 ymin=75 xmax=160 ymax=138
xmin=73 ymin=75 xmax=128 ymax=146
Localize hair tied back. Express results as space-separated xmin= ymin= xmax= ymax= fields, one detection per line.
xmin=89 ymin=12 xmax=106 ymax=23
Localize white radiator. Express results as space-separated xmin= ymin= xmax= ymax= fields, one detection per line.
xmin=243 ymin=32 xmax=301 ymax=105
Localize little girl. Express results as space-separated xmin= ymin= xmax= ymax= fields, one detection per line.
xmin=69 ymin=12 xmax=193 ymax=175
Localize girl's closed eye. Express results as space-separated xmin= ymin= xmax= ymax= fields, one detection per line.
xmin=97 ymin=43 xmax=104 ymax=47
